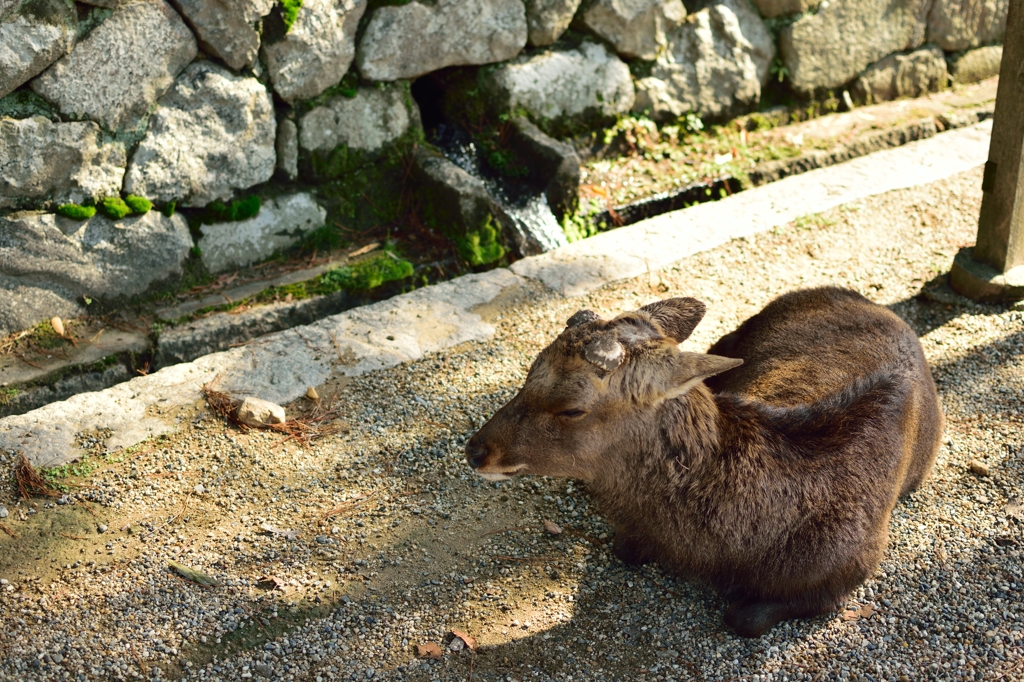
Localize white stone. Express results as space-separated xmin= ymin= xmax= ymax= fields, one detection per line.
xmin=170 ymin=0 xmax=273 ymax=71
xmin=511 ymin=121 xmax=993 ymax=297
xmin=853 ymin=45 xmax=948 ymax=104
xmin=0 ymin=210 xmax=193 ymax=335
xmin=261 ymin=0 xmax=366 ymax=103
xmin=236 ymin=396 xmax=286 ymax=426
xmin=356 ymin=0 xmax=527 ymax=81
xmin=949 ymin=45 xmax=1002 ymax=84
xmin=0 ymin=116 xmax=125 ymax=210
xmin=124 ymin=61 xmax=276 ymax=207
xmin=485 ymin=41 xmax=635 ymax=122
xmin=298 ymin=84 xmax=419 ymax=155
xmin=927 ymin=0 xmax=1007 ymax=52
xmin=0 ymin=0 xmax=77 ymax=99
xmin=634 ymin=0 xmax=775 ymax=121
xmin=30 ymin=0 xmax=197 ymax=131
xmin=779 ymin=0 xmax=930 ymax=95
xmin=197 ymin=193 xmax=326 ymax=273
xmin=581 ymin=0 xmax=687 ymax=60
xmin=525 ymin=0 xmax=582 ymax=47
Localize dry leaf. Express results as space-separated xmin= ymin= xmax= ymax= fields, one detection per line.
xmin=261 ymin=524 xmax=299 ymax=540
xmin=349 ymin=242 xmax=380 ymax=258
xmin=1005 ymin=497 xmax=1022 ymax=520
xmin=415 ymin=642 xmax=442 ymax=659
xmin=543 ymin=519 xmax=563 ymax=535
xmin=451 ymin=629 xmax=477 ymax=651
xmin=50 ymin=316 xmax=65 ymax=337
xmin=306 ymin=386 xmax=320 ymax=401
xmin=256 ymin=576 xmax=285 ymax=591
xmin=168 ymin=560 xmax=221 ymax=587
xmin=842 ymin=603 xmax=876 ymax=621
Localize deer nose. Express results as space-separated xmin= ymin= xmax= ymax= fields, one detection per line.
xmin=465 ymin=441 xmax=489 ymax=469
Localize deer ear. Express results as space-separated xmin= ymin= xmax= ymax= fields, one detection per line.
xmin=661 ymin=353 xmax=742 ymax=401
xmin=640 ymin=298 xmax=707 ymax=343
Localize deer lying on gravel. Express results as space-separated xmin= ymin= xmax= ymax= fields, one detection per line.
xmin=465 ymin=287 xmax=943 ymax=637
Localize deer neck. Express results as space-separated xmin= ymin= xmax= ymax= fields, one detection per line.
xmin=587 ymin=384 xmax=722 ymax=505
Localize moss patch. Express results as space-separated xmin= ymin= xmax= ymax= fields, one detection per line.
xmin=280 ymin=0 xmax=302 ymax=31
xmin=124 ymin=194 xmax=152 ymax=214
xmin=97 ymin=196 xmax=130 ymax=219
xmin=56 ymin=203 xmax=96 ymax=220
xmin=456 ymin=214 xmax=505 ymax=266
xmin=199 ymin=195 xmax=261 ymax=224
xmin=0 ymin=89 xmax=60 ymax=121
xmin=161 ymin=201 xmax=176 ymax=217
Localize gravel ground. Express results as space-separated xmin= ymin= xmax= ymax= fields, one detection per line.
xmin=1 ymin=165 xmax=1022 ymax=682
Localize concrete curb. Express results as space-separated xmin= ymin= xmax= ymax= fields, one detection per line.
xmin=1 ymin=121 xmax=993 ymax=467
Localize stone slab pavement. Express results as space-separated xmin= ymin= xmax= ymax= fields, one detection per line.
xmin=0 ymin=120 xmax=993 ymax=468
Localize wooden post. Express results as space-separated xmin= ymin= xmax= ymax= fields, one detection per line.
xmin=950 ymin=0 xmax=1024 ymax=301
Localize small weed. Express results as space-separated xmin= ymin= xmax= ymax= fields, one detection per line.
xmin=0 ymin=386 xmax=19 ymax=406
xmin=162 ymin=201 xmax=176 ymax=217
xmin=794 ymin=212 xmax=836 ymax=230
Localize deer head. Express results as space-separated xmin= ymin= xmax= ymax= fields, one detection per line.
xmin=465 ymin=298 xmax=742 ymax=481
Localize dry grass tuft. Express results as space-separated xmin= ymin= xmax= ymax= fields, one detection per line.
xmin=15 ymin=452 xmax=60 ymax=500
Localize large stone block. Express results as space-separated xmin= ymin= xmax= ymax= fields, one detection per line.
xmin=196 ymin=193 xmax=326 ymax=273
xmin=0 ymin=0 xmax=77 ymax=99
xmin=779 ymin=0 xmax=931 ymax=95
xmin=526 ymin=0 xmax=582 ymax=46
xmin=357 ymin=0 xmax=527 ymax=81
xmin=852 ymin=45 xmax=948 ymax=104
xmin=298 ymin=83 xmax=421 ymax=167
xmin=30 ymin=0 xmax=197 ymax=131
xmin=0 ymin=210 xmax=192 ymax=334
xmin=484 ymin=41 xmax=634 ymax=125
xmin=633 ymin=0 xmax=774 ymax=122
xmin=261 ymin=0 xmax=366 ymax=103
xmin=0 ymin=116 xmax=125 ymax=210
xmin=927 ymin=0 xmax=1007 ymax=51
xmin=581 ymin=0 xmax=687 ymax=60
xmin=124 ymin=62 xmax=276 ymax=207
xmin=170 ymin=0 xmax=272 ymax=71
xmin=949 ymin=45 xmax=1002 ymax=84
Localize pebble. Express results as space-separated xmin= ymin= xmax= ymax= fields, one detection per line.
xmin=968 ymin=459 xmax=991 ymax=477
xmin=0 ymin=505 xmax=7 ymax=518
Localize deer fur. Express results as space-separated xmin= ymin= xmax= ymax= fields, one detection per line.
xmin=465 ymin=287 xmax=943 ymax=637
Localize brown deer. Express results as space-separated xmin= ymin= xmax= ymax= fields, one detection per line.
xmin=465 ymin=287 xmax=943 ymax=637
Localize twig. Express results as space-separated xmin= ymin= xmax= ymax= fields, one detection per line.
xmin=0 ymin=523 xmax=19 ymax=539
xmin=940 ymin=515 xmax=982 ymax=537
xmin=467 ymin=650 xmax=475 ymax=682
xmin=13 ymin=352 xmax=43 ymax=369
xmin=319 ymin=491 xmax=380 ymax=523
xmin=491 ymin=555 xmax=558 ymax=564
xmin=129 ymin=643 xmax=147 ymax=675
xmin=58 ymin=532 xmax=86 ymax=540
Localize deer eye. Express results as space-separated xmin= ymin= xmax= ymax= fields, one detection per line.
xmin=556 ymin=409 xmax=587 ymax=419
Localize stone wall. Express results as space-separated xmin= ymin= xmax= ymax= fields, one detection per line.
xmin=0 ymin=0 xmax=1008 ymax=335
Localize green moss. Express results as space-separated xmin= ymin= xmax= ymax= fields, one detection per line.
xmin=322 ymin=251 xmax=414 ymax=291
xmin=454 ymin=214 xmax=505 ymax=266
xmin=0 ymin=89 xmax=60 ymax=121
xmin=162 ymin=201 xmax=176 ymax=217
xmin=200 ymin=195 xmax=261 ymax=224
xmin=124 ymin=194 xmax=152 ymax=214
xmin=98 ymin=196 xmax=131 ymax=219
xmin=56 ymin=203 xmax=96 ymax=220
xmin=0 ymin=387 xmax=19 ymax=407
xmin=280 ymin=0 xmax=302 ymax=31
